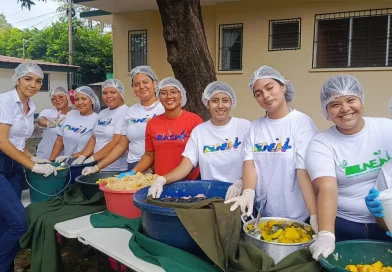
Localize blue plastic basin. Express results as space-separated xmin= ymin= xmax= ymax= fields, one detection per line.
xmin=133 ymin=180 xmax=231 ymax=253
xmin=67 ymin=158 xmax=96 ymax=185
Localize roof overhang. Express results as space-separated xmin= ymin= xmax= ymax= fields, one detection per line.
xmin=74 ymin=0 xmax=241 ymax=13
xmin=80 ymin=9 xmax=112 ymax=24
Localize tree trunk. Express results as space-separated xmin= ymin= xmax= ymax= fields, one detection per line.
xmin=156 ymin=0 xmax=216 ymax=121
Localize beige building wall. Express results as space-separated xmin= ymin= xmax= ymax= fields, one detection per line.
xmin=112 ymin=0 xmax=392 ymax=130
xmin=0 ymin=69 xmax=68 ymax=112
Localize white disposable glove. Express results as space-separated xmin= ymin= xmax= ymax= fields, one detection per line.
xmin=32 ymin=163 xmax=58 ymax=177
xmin=224 ymin=189 xmax=255 ymax=217
xmin=147 ymin=176 xmax=167 ymax=198
xmin=31 ymin=156 xmax=51 ymax=164
xmin=71 ymin=155 xmax=86 ymax=165
xmin=47 ymin=111 xmax=65 ymax=128
xmin=225 ymin=179 xmax=243 ymax=200
xmin=309 ymin=231 xmax=335 ymax=261
xmin=55 ymin=155 xmax=69 ymax=163
xmin=310 ymin=215 xmax=319 ymax=234
xmin=83 ymin=156 xmax=95 ymax=164
xmin=82 ymin=165 xmax=100 ymax=176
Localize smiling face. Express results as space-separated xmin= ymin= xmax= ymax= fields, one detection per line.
xmin=16 ymin=72 xmax=43 ymax=98
xmin=158 ymin=86 xmax=182 ymax=111
xmin=75 ymin=93 xmax=94 ymax=115
xmin=51 ymin=93 xmax=69 ymax=111
xmin=326 ymin=95 xmax=364 ymax=134
xmin=102 ymin=87 xmax=123 ymax=109
xmin=208 ymin=92 xmax=232 ymax=124
xmin=253 ymin=78 xmax=286 ymax=114
xmin=132 ymin=73 xmax=157 ymax=103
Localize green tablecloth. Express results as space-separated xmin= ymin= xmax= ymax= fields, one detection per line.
xmin=20 ymin=184 xmax=106 ymax=272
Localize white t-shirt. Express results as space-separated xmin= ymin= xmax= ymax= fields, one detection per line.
xmin=36 ymin=108 xmax=66 ymax=159
xmin=58 ymin=110 xmax=98 ymax=155
xmin=121 ymin=102 xmax=165 ymax=163
xmin=182 ymin=117 xmax=251 ymax=182
xmin=0 ymin=89 xmax=35 ymax=151
xmin=94 ymin=105 xmax=128 ymax=171
xmin=244 ymin=110 xmax=318 ymax=222
xmin=306 ymin=117 xmax=392 ymax=224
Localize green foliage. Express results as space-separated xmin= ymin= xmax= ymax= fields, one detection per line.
xmin=0 ymin=20 xmax=112 ymax=84
xmin=0 ymin=13 xmax=12 ymax=31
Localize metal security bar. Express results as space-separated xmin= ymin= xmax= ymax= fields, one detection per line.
xmin=269 ymin=18 xmax=301 ymax=51
xmin=313 ymin=8 xmax=392 ymax=68
xmin=128 ymin=30 xmax=147 ymax=71
xmin=40 ymin=73 xmax=50 ymax=92
xmin=218 ymin=23 xmax=243 ymax=71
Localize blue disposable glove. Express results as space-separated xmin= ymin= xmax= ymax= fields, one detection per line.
xmin=117 ymin=170 xmax=135 ymax=179
xmin=365 ymin=188 xmax=384 ymax=218
xmin=387 ymin=231 xmax=392 ymax=237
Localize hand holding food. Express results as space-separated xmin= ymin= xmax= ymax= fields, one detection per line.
xmin=32 ymin=163 xmax=58 ymax=177
xmin=82 ymin=165 xmax=99 ymax=176
xmin=30 ymin=156 xmax=51 ymax=164
xmin=117 ymin=170 xmax=135 ymax=179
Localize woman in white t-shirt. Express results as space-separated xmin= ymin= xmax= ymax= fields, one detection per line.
xmin=70 ymin=79 xmax=128 ymax=171
xmin=225 ymin=66 xmax=318 ymax=230
xmin=82 ymin=66 xmax=164 ymax=176
xmin=49 ymin=86 xmax=100 ymax=161
xmin=0 ymin=63 xmax=57 ymax=271
xmin=36 ymin=86 xmax=70 ymax=160
xmin=147 ymin=81 xmax=251 ymax=198
xmin=306 ymin=75 xmax=392 ymax=261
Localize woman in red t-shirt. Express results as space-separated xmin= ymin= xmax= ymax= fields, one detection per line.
xmin=120 ymin=77 xmax=203 ymax=179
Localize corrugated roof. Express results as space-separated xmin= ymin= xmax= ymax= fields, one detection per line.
xmin=0 ymin=55 xmax=80 ymax=68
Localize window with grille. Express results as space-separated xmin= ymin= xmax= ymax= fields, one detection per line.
xmin=313 ymin=8 xmax=392 ymax=68
xmin=128 ymin=30 xmax=147 ymax=71
xmin=269 ymin=18 xmax=301 ymax=51
xmin=218 ymin=24 xmax=243 ymax=71
xmin=40 ymin=73 xmax=50 ymax=92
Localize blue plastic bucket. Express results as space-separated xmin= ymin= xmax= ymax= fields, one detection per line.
xmin=133 ymin=180 xmax=231 ymax=253
xmin=67 ymin=158 xmax=95 ymax=184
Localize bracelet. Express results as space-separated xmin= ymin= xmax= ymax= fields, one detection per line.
xmin=94 ymin=165 xmax=100 ymax=172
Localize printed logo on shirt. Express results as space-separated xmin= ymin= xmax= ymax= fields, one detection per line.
xmin=130 ymin=114 xmax=157 ymax=124
xmin=154 ymin=130 xmax=188 ymax=141
xmin=64 ymin=124 xmax=88 ymax=134
xmin=203 ymin=137 xmax=242 ymax=153
xmin=97 ymin=118 xmax=112 ymax=126
xmin=253 ymin=137 xmax=292 ymax=153
xmin=339 ymin=150 xmax=391 ymax=177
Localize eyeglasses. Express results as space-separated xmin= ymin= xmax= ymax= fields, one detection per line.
xmin=51 ymin=95 xmax=66 ymax=101
xmin=159 ymin=90 xmax=181 ymax=98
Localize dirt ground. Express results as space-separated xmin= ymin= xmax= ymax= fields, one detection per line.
xmin=14 ymin=123 xmax=115 ymax=272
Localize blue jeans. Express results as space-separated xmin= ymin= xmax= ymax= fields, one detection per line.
xmin=128 ymin=161 xmax=139 ymax=171
xmin=335 ymin=216 xmax=392 ymax=242
xmin=0 ymin=152 xmax=27 ymax=272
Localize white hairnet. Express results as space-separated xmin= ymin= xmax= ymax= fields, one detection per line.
xmin=130 ymin=66 xmax=158 ymax=83
xmin=202 ymin=81 xmax=237 ymax=109
xmin=248 ymin=65 xmax=295 ymax=102
xmin=12 ymin=63 xmax=44 ymax=86
xmin=320 ymin=75 xmax=364 ymax=118
xmin=102 ymin=79 xmax=124 ymax=99
xmin=75 ymin=86 xmax=101 ymax=113
xmin=49 ymin=86 xmax=69 ymax=99
xmin=156 ymin=77 xmax=187 ymax=108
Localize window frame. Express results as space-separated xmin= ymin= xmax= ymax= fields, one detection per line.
xmin=218 ymin=23 xmax=244 ymax=71
xmin=312 ymin=8 xmax=392 ymax=69
xmin=268 ymin=18 xmax=301 ymax=51
xmin=40 ymin=73 xmax=50 ymax=92
xmin=128 ymin=29 xmax=148 ymax=71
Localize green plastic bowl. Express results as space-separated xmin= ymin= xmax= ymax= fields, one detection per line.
xmin=319 ymin=240 xmax=392 ymax=272
xmin=75 ymin=171 xmax=121 ymax=200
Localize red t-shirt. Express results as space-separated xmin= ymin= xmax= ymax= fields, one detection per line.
xmin=145 ymin=110 xmax=203 ymax=180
